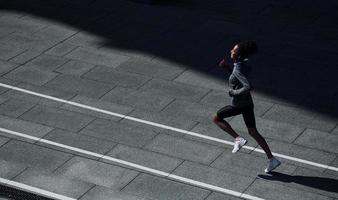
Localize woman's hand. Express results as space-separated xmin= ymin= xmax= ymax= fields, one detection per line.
xmin=228 ymin=89 xmax=234 ymax=97
xmin=218 ymin=58 xmax=228 ymax=67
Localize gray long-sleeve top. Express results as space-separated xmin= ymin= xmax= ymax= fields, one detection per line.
xmin=228 ymin=61 xmax=253 ymax=107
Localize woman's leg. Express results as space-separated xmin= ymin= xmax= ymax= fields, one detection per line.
xmin=213 ymin=105 xmax=241 ymax=138
xmin=243 ymin=105 xmax=273 ymax=159
xmin=213 ymin=115 xmax=239 ymax=138
xmin=248 ymin=128 xmax=273 ymax=159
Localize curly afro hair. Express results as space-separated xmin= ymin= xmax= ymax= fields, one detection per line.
xmin=237 ymin=41 xmax=258 ymax=60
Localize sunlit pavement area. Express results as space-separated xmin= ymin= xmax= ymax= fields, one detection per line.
xmin=0 ymin=0 xmax=338 ymax=199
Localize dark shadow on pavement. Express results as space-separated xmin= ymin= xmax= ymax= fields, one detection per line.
xmin=1 ymin=0 xmax=338 ymax=119
xmin=258 ymin=172 xmax=338 ymax=194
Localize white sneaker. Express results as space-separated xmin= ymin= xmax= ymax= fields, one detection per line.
xmin=232 ymin=137 xmax=247 ymax=153
xmin=265 ymin=157 xmax=281 ymax=173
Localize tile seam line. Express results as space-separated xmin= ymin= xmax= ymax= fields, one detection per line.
xmin=0 ymin=127 xmax=263 ymax=200
xmin=0 ymin=82 xmax=337 ymax=172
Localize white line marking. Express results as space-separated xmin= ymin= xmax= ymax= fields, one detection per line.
xmin=0 ymin=177 xmax=76 ymax=200
xmin=0 ymin=82 xmax=337 ymax=172
xmin=0 ymin=127 xmax=264 ymax=200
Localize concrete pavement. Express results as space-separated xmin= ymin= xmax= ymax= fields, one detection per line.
xmin=0 ymin=0 xmax=338 ymax=199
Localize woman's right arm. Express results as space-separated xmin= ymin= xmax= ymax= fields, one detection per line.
xmin=218 ymin=57 xmax=233 ymax=73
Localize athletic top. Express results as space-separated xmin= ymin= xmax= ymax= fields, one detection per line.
xmin=228 ymin=61 xmax=253 ymax=107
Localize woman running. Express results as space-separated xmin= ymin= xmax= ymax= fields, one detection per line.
xmin=213 ymin=41 xmax=281 ymax=173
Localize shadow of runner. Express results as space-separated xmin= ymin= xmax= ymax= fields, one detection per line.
xmin=258 ymin=172 xmax=338 ymax=193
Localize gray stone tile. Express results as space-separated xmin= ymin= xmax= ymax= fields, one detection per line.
xmin=173 ymin=161 xmax=255 ymax=193
xmin=55 ymin=60 xmax=95 ymax=76
xmin=0 ymin=16 xmax=46 ymax=34
xmin=211 ymin=151 xmax=297 ymax=178
xmin=253 ymin=100 xmax=275 ymax=117
xmin=174 ymin=69 xmax=226 ymax=91
xmin=246 ymin=179 xmax=333 ymax=200
xmin=0 ymin=136 xmax=9 ymax=147
xmin=17 ymin=13 xmax=56 ymax=25
xmin=9 ymin=50 xmax=42 ymax=64
xmin=139 ymin=79 xmax=210 ymax=101
xmin=294 ymin=129 xmax=338 ymax=154
xmin=0 ymin=114 xmax=53 ymax=139
xmin=80 ymin=185 xmax=149 ymax=200
xmin=65 ymin=47 xmax=130 ymax=68
xmin=144 ymin=134 xmax=224 ymax=165
xmin=55 ymin=156 xmax=139 ymax=189
xmin=82 ymin=66 xmax=151 ymax=89
xmin=101 ymin=86 xmax=174 ymax=112
xmin=115 ymin=57 xmax=185 ymax=80
xmin=255 ymin=139 xmax=337 ymax=172
xmin=0 ymin=43 xmax=26 ymax=60
xmin=0 ymin=78 xmax=20 ymax=95
xmin=1 ymin=82 xmax=76 ymax=107
xmin=4 ymin=65 xmax=58 ymax=85
xmin=105 ymin=144 xmax=183 ymax=173
xmin=65 ymin=32 xmax=106 ymax=48
xmin=327 ymin=157 xmax=338 ymax=176
xmin=80 ymin=119 xmax=157 ymax=147
xmin=0 ymin=140 xmax=72 ymax=171
xmin=45 ymin=42 xmax=78 ymax=57
xmin=98 ymin=45 xmax=155 ymax=61
xmin=0 ymin=98 xmax=36 ymax=118
xmin=122 ymin=173 xmax=210 ymax=200
xmin=281 ymin=167 xmax=338 ymax=199
xmin=309 ymin=114 xmax=338 ymax=133
xmin=330 ymin=125 xmax=338 ymax=135
xmin=251 ymin=89 xmax=305 ymax=107
xmin=205 ymin=192 xmax=243 ymax=200
xmin=32 ymin=25 xmax=77 ymax=43
xmin=199 ymin=89 xmax=234 ymax=108
xmin=160 ymin=99 xmax=220 ymax=123
xmin=0 ymin=24 xmax=14 ymax=37
xmin=45 ymin=75 xmax=114 ymax=99
xmin=24 ymin=54 xmax=69 ymax=71
xmin=61 ymin=95 xmax=133 ymax=121
xmin=0 ymin=95 xmax=9 ymax=104
xmin=0 ymin=160 xmax=26 ymax=179
xmin=0 ymin=33 xmax=57 ymax=52
xmin=39 ymin=129 xmax=116 ymax=159
xmin=0 ymin=60 xmax=19 ymax=76
xmin=230 ymin=115 xmax=305 ymax=142
xmin=262 ymin=104 xmax=337 ymax=132
xmin=14 ymin=169 xmax=93 ymax=199
xmin=20 ymin=106 xmax=95 ymax=132
xmin=120 ymin=108 xmax=199 ymax=138
xmin=0 ymin=10 xmax=25 ymax=18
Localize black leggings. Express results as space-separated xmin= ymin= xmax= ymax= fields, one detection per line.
xmin=216 ymin=104 xmax=256 ymax=128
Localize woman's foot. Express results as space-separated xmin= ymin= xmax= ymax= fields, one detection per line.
xmin=265 ymin=157 xmax=281 ymax=173
xmin=232 ymin=137 xmax=247 ymax=153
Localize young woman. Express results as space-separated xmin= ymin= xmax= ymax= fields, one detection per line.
xmin=213 ymin=41 xmax=281 ymax=173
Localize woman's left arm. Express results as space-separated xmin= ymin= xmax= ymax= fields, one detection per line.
xmin=229 ymin=68 xmax=252 ymax=96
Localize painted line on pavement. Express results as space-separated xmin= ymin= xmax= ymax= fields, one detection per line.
xmin=0 ymin=82 xmax=337 ymax=172
xmin=0 ymin=127 xmax=264 ymax=200
xmin=0 ymin=177 xmax=76 ymax=200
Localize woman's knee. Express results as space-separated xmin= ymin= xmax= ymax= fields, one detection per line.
xmin=213 ymin=115 xmax=219 ymax=123
xmin=213 ymin=114 xmax=223 ymax=123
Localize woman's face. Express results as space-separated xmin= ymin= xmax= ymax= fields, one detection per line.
xmin=230 ymin=45 xmax=240 ymax=61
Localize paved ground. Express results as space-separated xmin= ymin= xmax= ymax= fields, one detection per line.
xmin=0 ymin=0 xmax=338 ymax=199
